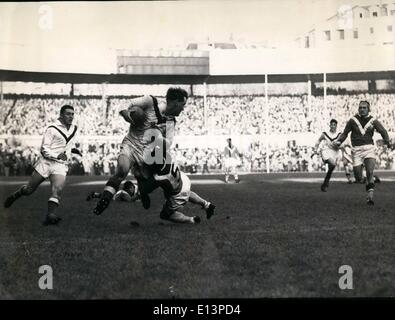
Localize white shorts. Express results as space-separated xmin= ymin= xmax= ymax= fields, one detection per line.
xmin=165 ymin=172 xmax=191 ymax=212
xmin=224 ymin=158 xmax=238 ymax=171
xmin=321 ymin=148 xmax=340 ymax=162
xmin=352 ymin=144 xmax=376 ymax=167
xmin=119 ymin=138 xmax=145 ymax=167
xmin=34 ymin=158 xmax=69 ymax=178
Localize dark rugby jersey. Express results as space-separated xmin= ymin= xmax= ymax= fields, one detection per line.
xmin=338 ymin=114 xmax=390 ymax=147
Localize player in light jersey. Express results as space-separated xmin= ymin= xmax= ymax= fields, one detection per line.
xmin=139 ymin=150 xmax=216 ymax=224
xmin=4 ymin=105 xmax=82 ymax=225
xmin=314 ymin=119 xmax=341 ymax=192
xmin=334 ymin=101 xmax=391 ymax=205
xmin=93 ymin=87 xmax=188 ymax=215
xmin=223 ymin=138 xmax=240 ymax=183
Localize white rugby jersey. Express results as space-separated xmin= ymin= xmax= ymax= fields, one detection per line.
xmin=320 ymin=131 xmax=341 ymax=151
xmin=40 ymin=119 xmax=78 ymax=163
xmin=224 ymin=145 xmax=239 ymax=158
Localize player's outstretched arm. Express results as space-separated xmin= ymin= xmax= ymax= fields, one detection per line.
xmin=374 ymin=119 xmax=391 ymax=147
xmin=334 ymin=121 xmax=352 ymax=147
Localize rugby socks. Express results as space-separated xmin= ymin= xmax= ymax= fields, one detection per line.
xmin=323 ymin=163 xmax=335 ymax=186
xmin=47 ymin=197 xmax=60 ymax=214
xmin=103 ymin=177 xmax=121 ymax=200
xmin=366 ymin=182 xmax=375 ymax=204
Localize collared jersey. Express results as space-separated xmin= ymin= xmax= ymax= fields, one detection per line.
xmin=40 ymin=120 xmax=78 ymax=163
xmin=321 ymin=131 xmax=341 ymax=150
xmin=339 ymin=114 xmax=389 ymax=147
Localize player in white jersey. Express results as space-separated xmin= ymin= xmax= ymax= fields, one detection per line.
xmin=93 ymin=87 xmax=188 ymax=216
xmin=4 ymin=105 xmax=82 ymax=225
xmin=223 ymin=138 xmax=240 ymax=183
xmin=314 ymin=119 xmax=341 ymax=192
xmin=137 ymin=147 xmax=216 ymax=224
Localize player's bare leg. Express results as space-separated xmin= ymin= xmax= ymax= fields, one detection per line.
xmin=364 ymin=158 xmax=376 ymax=205
xmin=224 ymin=170 xmax=230 ymax=183
xmin=189 ymin=191 xmax=216 ymax=219
xmin=43 ymin=174 xmax=66 ymax=225
xmin=343 ymin=161 xmax=353 ymax=184
xmin=353 ymin=165 xmax=364 ymax=184
xmin=233 ymin=167 xmax=240 ymax=183
xmin=160 ymin=205 xmax=200 ymax=224
xmin=93 ymin=154 xmax=130 ymax=215
xmin=4 ymin=170 xmax=45 ymax=208
xmin=321 ymin=158 xmax=336 ymax=192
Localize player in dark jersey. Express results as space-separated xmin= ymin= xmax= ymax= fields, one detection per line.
xmin=334 ymin=101 xmax=391 ymax=205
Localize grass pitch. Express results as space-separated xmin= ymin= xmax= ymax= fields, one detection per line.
xmin=0 ymin=172 xmax=394 ymax=299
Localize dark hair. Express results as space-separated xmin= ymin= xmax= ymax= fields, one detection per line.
xmin=330 ymin=119 xmax=338 ymax=125
xmin=359 ymin=100 xmax=370 ymax=111
xmin=60 ymin=105 xmax=74 ymax=114
xmin=166 ymin=87 xmax=188 ymax=102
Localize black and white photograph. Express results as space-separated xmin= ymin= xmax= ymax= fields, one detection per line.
xmin=0 ymin=0 xmax=394 ymax=308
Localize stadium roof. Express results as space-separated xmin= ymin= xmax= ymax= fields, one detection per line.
xmin=1 ymin=69 xmax=394 ymax=84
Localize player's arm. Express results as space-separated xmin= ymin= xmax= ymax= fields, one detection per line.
xmin=373 ymin=119 xmax=391 ymax=147
xmin=335 ymin=120 xmax=352 ymax=146
xmin=40 ymin=127 xmax=65 ymax=161
xmin=119 ymin=95 xmax=153 ymax=124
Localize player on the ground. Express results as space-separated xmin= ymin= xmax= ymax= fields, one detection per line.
xmin=136 ymin=145 xmax=216 ymax=223
xmin=334 ymin=100 xmax=391 ymax=205
xmin=3 ymin=105 xmax=82 ymax=225
xmin=314 ymin=119 xmax=341 ymax=192
xmin=223 ymin=138 xmax=240 ymax=183
xmin=86 ymin=180 xmax=140 ymax=202
xmin=93 ymin=87 xmax=188 ymax=215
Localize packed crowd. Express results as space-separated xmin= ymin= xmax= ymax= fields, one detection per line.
xmin=1 ymin=92 xmax=395 ymax=175
xmin=1 ymin=138 xmax=394 ymax=176
xmin=2 ymin=93 xmax=395 ymax=136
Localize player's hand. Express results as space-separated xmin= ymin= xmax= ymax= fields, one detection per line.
xmin=332 ymin=141 xmax=341 ymax=148
xmin=57 ymin=152 xmax=67 ymax=161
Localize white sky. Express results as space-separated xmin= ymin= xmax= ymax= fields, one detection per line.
xmin=0 ymin=0 xmax=385 ymax=50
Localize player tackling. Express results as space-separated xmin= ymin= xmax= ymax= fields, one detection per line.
xmin=3 ymin=105 xmax=82 ymax=225
xmin=93 ymin=87 xmax=188 ymax=215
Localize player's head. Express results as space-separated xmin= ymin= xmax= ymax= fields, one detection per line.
xmin=123 ymin=180 xmax=136 ymax=198
xmin=358 ymin=101 xmax=370 ymax=117
xmin=60 ymin=105 xmax=74 ymax=125
xmin=165 ymin=87 xmax=188 ymax=117
xmin=329 ymin=119 xmax=337 ymax=131
xmin=129 ymin=105 xmax=147 ymax=127
xmin=227 ymin=138 xmax=232 ymax=145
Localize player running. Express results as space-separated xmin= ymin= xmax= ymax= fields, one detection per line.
xmin=93 ymin=87 xmax=188 ymax=215
xmin=314 ymin=119 xmax=341 ymax=192
xmin=223 ymin=138 xmax=240 ymax=183
xmin=334 ymin=101 xmax=391 ymax=205
xmin=3 ymin=105 xmax=82 ymax=225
